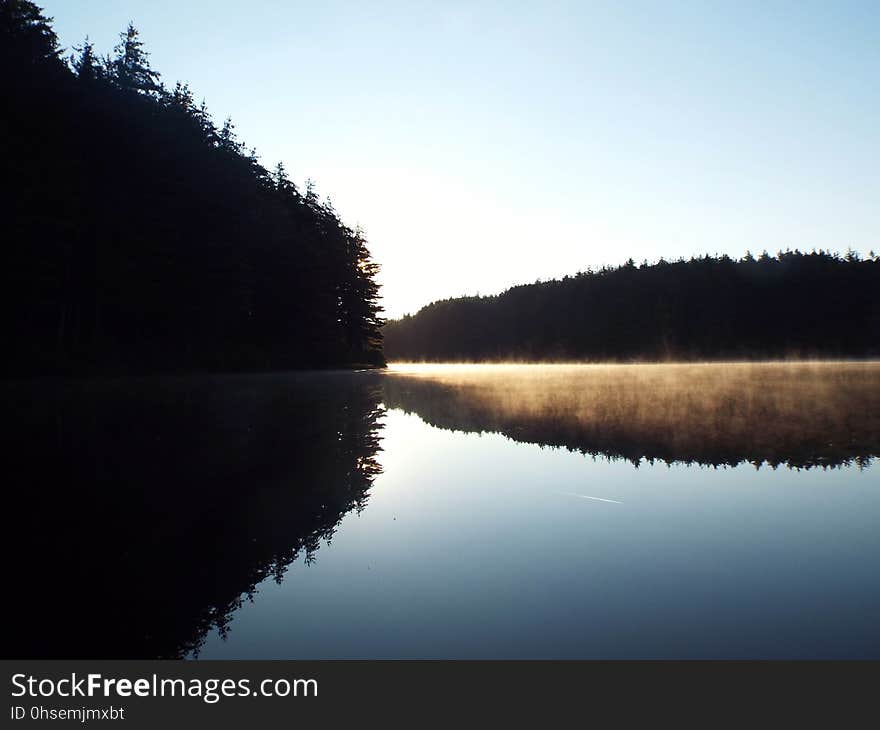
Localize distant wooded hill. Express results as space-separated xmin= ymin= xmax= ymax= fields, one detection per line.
xmin=2 ymin=1 xmax=384 ymax=375
xmin=384 ymin=251 xmax=880 ymax=361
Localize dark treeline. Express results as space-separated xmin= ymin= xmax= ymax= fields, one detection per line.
xmin=2 ymin=1 xmax=383 ymax=375
xmin=384 ymin=251 xmax=880 ymax=361
xmin=5 ymin=372 xmax=385 ymax=658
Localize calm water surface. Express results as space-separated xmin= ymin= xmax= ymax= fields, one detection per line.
xmin=7 ymin=363 xmax=880 ymax=658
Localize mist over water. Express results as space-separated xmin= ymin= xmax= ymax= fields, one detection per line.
xmin=383 ymin=361 xmax=880 ymax=468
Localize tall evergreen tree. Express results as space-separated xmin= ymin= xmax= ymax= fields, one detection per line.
xmin=69 ymin=37 xmax=101 ymax=82
xmin=110 ymin=22 xmax=161 ymax=95
xmin=0 ymin=0 xmax=59 ymax=67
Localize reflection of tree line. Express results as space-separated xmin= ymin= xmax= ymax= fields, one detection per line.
xmin=6 ymin=373 xmax=384 ymax=658
xmin=381 ymin=363 xmax=880 ymax=469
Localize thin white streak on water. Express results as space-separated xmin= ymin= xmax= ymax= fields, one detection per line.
xmin=559 ymin=491 xmax=623 ymax=505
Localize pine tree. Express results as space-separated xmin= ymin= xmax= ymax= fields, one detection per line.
xmin=110 ymin=22 xmax=161 ymax=95
xmin=70 ymin=37 xmax=102 ymax=82
xmin=0 ymin=0 xmax=60 ymax=67
xmin=218 ymin=117 xmax=241 ymax=152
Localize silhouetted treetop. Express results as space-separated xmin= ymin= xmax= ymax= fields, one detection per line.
xmin=69 ymin=36 xmax=101 ymax=82
xmin=110 ymin=21 xmax=162 ymax=95
xmin=0 ymin=0 xmax=59 ymax=66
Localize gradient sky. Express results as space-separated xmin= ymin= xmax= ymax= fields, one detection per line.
xmin=38 ymin=1 xmax=880 ymax=318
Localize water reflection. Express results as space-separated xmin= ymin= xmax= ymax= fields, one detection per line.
xmin=5 ymin=373 xmax=384 ymax=658
xmin=6 ymin=363 xmax=879 ymax=659
xmin=382 ymin=362 xmax=880 ymax=468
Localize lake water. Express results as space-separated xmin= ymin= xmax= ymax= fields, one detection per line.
xmin=7 ymin=363 xmax=880 ymax=658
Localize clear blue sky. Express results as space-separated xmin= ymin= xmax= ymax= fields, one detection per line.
xmin=39 ymin=1 xmax=880 ymax=318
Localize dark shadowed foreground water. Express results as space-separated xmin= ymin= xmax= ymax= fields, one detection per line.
xmin=6 ymin=363 xmax=880 ymax=658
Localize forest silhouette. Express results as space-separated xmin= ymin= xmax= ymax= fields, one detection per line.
xmin=2 ymin=1 xmax=384 ymax=375
xmin=384 ymin=252 xmax=880 ymax=362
